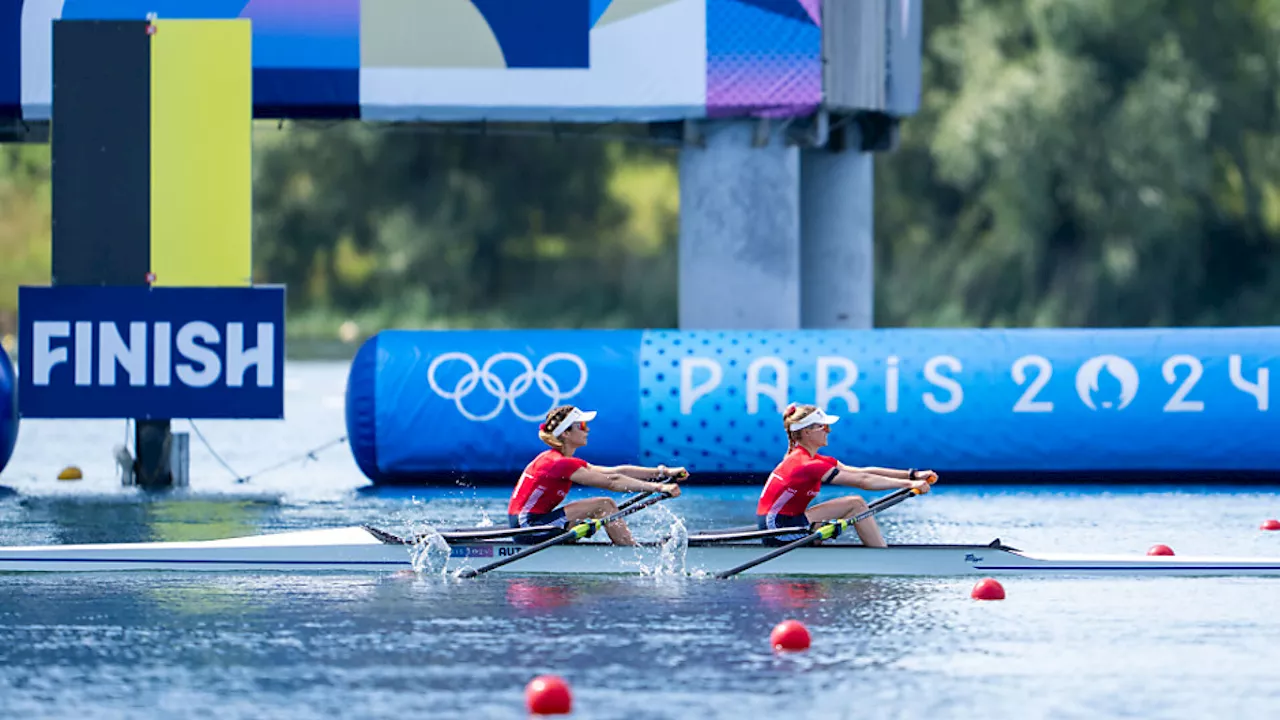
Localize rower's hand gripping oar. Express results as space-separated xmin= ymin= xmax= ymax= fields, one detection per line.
xmin=457 ymin=491 xmax=673 ymax=579
xmin=713 ymin=482 xmax=931 ymax=579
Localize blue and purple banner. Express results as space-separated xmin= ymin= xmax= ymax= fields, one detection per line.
xmin=8 ymin=0 xmax=824 ymax=121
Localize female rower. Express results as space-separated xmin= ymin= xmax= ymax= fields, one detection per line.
xmin=507 ymin=404 xmax=685 ymax=546
xmin=756 ymin=403 xmax=937 ymax=547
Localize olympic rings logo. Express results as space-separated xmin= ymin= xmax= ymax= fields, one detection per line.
xmin=426 ymin=352 xmax=589 ymax=422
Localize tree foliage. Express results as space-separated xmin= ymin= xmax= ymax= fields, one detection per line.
xmin=875 ymin=0 xmax=1280 ymax=328
xmin=251 ymin=123 xmax=679 ymax=332
xmin=3 ymin=0 xmax=1280 ymax=342
xmin=0 ymin=146 xmax=52 ymax=339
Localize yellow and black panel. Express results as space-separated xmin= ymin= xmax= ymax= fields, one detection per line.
xmin=50 ymin=18 xmax=252 ymax=289
xmin=51 ymin=20 xmax=153 ymax=287
xmin=149 ymin=19 xmax=252 ymax=288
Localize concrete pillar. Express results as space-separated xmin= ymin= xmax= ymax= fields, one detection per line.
xmin=800 ymin=131 xmax=874 ymax=329
xmin=678 ymin=120 xmax=800 ymax=329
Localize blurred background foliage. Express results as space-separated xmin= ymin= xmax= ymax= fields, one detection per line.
xmin=3 ymin=0 xmax=1280 ymax=356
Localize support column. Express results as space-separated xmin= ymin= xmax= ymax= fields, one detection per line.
xmin=134 ymin=420 xmax=173 ymax=489
xmin=800 ymin=125 xmax=874 ymax=329
xmin=678 ymin=120 xmax=801 ymax=329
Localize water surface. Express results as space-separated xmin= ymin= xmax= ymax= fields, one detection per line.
xmin=2 ymin=361 xmax=1279 ymax=719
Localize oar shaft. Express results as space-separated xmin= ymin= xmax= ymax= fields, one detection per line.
xmin=857 ymin=487 xmax=915 ymax=519
xmin=713 ymin=487 xmax=921 ymax=579
xmin=689 ymin=490 xmax=915 ymax=545
xmin=429 ymin=493 xmax=653 ymax=542
xmin=616 ymin=491 xmax=655 ymax=512
xmin=373 ymin=488 xmax=670 ymax=547
xmin=459 ymin=492 xmax=672 ymax=578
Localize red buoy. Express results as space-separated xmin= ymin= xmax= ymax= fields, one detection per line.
xmin=1147 ymin=544 xmax=1175 ymax=556
xmin=970 ymin=577 xmax=1005 ymax=600
xmin=1261 ymin=519 xmax=1280 ymax=531
xmin=525 ymin=675 xmax=572 ymax=716
xmin=770 ymin=619 xmax=811 ymax=651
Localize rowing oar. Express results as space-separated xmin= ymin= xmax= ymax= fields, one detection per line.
xmin=443 ymin=491 xmax=657 ymax=541
xmin=457 ymin=491 xmax=673 ymax=578
xmin=368 ymin=492 xmax=662 ymax=546
xmin=713 ymin=486 xmax=928 ymax=579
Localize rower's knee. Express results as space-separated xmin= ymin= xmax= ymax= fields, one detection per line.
xmin=848 ymin=496 xmax=869 ymax=514
xmin=596 ymin=498 xmax=619 ymax=517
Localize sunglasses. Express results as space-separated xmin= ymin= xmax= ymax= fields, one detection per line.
xmin=804 ymin=424 xmax=830 ymax=433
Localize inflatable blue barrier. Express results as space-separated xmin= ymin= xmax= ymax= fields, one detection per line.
xmin=0 ymin=343 xmax=18 ymax=476
xmin=346 ymin=328 xmax=1280 ymax=485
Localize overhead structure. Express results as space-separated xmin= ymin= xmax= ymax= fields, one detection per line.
xmin=3 ymin=0 xmax=923 ymax=331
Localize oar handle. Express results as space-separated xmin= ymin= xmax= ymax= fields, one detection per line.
xmin=458 ymin=492 xmax=674 ymax=578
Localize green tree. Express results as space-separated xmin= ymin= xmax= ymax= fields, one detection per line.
xmin=876 ymin=0 xmax=1280 ymax=328
xmin=0 ymin=145 xmax=52 ymax=341
xmin=251 ymin=122 xmax=679 ymax=336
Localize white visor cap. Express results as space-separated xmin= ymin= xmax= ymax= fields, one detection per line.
xmin=788 ymin=407 xmax=840 ymax=432
xmin=551 ymin=407 xmax=598 ymax=437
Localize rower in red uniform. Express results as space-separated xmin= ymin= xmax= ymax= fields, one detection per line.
xmin=507 ymin=404 xmax=684 ymax=546
xmin=756 ymin=403 xmax=937 ymax=547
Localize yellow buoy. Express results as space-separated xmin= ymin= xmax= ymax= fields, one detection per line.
xmin=338 ymin=320 xmax=360 ymax=344
xmin=57 ymin=466 xmax=83 ymax=481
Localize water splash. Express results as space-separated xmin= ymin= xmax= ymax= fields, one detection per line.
xmin=632 ymin=504 xmax=689 ymax=578
xmin=405 ymin=524 xmax=452 ymax=577
xmin=653 ymin=514 xmax=690 ymax=577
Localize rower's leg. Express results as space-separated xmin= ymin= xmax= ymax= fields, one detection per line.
xmin=564 ymin=497 xmax=636 ymax=546
xmin=806 ymin=496 xmax=887 ymax=547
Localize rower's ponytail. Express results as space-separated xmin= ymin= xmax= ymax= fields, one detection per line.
xmin=538 ymin=405 xmax=576 ymax=449
xmin=782 ymin=403 xmax=817 ymax=450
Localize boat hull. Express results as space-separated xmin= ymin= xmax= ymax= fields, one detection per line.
xmin=3 ymin=527 xmax=1280 ymax=577
xmin=444 ymin=541 xmax=1280 ymax=577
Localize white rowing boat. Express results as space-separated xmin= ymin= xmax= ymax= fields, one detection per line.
xmin=2 ymin=525 xmax=1280 ymax=577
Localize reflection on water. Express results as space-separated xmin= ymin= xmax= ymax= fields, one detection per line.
xmin=3 ymin=484 xmax=1280 ymax=718
xmin=506 ymin=579 xmax=578 ymax=611
xmin=753 ymin=579 xmax=828 ymax=610
xmin=15 ymin=493 xmax=281 ymax=545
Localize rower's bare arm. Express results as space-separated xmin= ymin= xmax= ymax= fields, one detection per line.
xmin=590 ymin=464 xmax=686 ymax=480
xmin=590 ymin=465 xmax=653 ymax=480
xmin=839 ymin=463 xmax=905 ymax=479
xmin=831 ymin=469 xmax=916 ymax=491
xmin=838 ymin=463 xmax=938 ymax=484
xmin=570 ymin=467 xmax=682 ymax=496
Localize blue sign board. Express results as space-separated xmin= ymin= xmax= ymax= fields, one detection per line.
xmin=347 ymin=327 xmax=1280 ymax=482
xmin=636 ymin=328 xmax=1280 ymax=473
xmin=18 ymin=286 xmax=285 ymax=419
